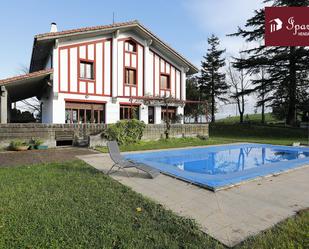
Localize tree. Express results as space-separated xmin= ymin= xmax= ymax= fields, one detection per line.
xmin=185 ymin=76 xmax=205 ymax=123
xmin=226 ymin=59 xmax=251 ymax=123
xmin=230 ymin=0 xmax=309 ymax=126
xmin=199 ymin=34 xmax=228 ymax=123
xmin=254 ymin=66 xmax=271 ymax=124
xmin=10 ymin=109 xmax=36 ymax=123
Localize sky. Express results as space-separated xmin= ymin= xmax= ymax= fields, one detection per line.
xmin=0 ymin=0 xmax=265 ymax=118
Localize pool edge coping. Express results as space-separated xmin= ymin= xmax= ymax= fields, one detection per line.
xmin=121 ymin=142 xmax=250 ymax=155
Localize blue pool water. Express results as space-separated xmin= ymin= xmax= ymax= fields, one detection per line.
xmin=124 ymin=143 xmax=309 ymax=191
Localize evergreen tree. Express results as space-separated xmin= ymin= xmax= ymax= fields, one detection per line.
xmin=185 ymin=76 xmax=206 ymax=123
xmin=199 ymin=35 xmax=228 ymax=123
xmin=230 ymin=0 xmax=309 ymax=126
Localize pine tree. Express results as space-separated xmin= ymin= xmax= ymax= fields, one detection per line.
xmin=230 ymin=0 xmax=309 ymax=126
xmin=199 ymin=35 xmax=228 ymax=123
xmin=185 ymin=76 xmax=200 ymax=122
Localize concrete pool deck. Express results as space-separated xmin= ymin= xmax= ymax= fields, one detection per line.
xmin=78 ymin=153 xmax=309 ymax=247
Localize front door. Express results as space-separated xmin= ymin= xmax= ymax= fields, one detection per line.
xmin=148 ymin=106 xmax=154 ymax=124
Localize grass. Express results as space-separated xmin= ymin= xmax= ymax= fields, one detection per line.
xmin=0 ymin=160 xmax=308 ymax=249
xmin=0 ymin=161 xmax=222 ymax=249
xmin=96 ymin=137 xmax=231 ymax=153
xmin=96 ymin=123 xmax=308 ymax=153
xmin=234 ymin=209 xmax=309 ymax=249
xmin=217 ymin=113 xmax=279 ymax=124
xmin=209 ymin=123 xmax=308 ymax=146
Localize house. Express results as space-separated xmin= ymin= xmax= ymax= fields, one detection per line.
xmin=0 ymin=20 xmax=198 ymax=124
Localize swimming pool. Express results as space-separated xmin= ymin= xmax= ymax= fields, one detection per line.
xmin=124 ymin=143 xmax=309 ymax=191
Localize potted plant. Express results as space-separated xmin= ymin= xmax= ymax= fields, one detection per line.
xmin=29 ymin=138 xmax=36 ymax=150
xmin=10 ymin=140 xmax=29 ymax=151
xmin=30 ymin=138 xmax=47 ymax=150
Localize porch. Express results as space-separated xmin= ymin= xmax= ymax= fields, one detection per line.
xmin=0 ymin=69 xmax=53 ymax=124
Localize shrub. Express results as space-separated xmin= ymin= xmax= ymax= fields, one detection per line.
xmin=104 ymin=119 xmax=146 ymax=145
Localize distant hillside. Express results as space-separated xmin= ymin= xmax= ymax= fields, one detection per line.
xmin=217 ymin=113 xmax=279 ymax=124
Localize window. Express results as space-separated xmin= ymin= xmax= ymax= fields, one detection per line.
xmin=161 ymin=107 xmax=177 ymax=123
xmin=80 ymin=61 xmax=94 ymax=79
xmin=124 ymin=41 xmax=136 ymax=52
xmin=125 ymin=68 xmax=136 ymax=85
xmin=160 ymin=74 xmax=170 ymax=89
xmin=65 ymin=102 xmax=105 ymax=124
xmin=120 ymin=105 xmax=139 ymax=120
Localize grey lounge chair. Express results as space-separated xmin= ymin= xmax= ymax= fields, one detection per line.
xmin=107 ymin=141 xmax=160 ymax=179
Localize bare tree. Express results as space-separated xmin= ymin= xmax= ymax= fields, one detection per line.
xmin=16 ymin=65 xmax=41 ymax=120
xmin=226 ymin=60 xmax=251 ymax=123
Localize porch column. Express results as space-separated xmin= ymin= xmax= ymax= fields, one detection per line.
xmin=0 ymin=86 xmax=8 ymax=124
xmin=154 ymin=106 xmax=162 ymax=124
xmin=140 ymin=104 xmax=148 ymax=124
xmin=181 ymin=67 xmax=187 ymax=101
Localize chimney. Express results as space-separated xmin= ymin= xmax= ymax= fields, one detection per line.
xmin=50 ymin=22 xmax=57 ymax=32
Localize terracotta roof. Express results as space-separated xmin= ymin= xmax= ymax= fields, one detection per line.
xmin=33 ymin=20 xmax=198 ymax=73
xmin=0 ymin=69 xmax=53 ymax=86
xmin=35 ymin=20 xmax=138 ymax=39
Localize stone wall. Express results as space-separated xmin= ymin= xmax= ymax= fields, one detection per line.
xmin=0 ymin=123 xmax=106 ymax=148
xmin=0 ymin=123 xmax=209 ymax=149
xmin=142 ymin=124 xmax=209 ymax=140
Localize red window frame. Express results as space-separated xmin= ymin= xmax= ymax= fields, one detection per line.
xmin=160 ymin=73 xmax=171 ymax=90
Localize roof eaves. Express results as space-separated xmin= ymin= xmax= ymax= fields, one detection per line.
xmin=136 ymin=23 xmax=199 ymax=73
xmin=34 ymin=20 xmax=139 ymax=40
xmin=0 ymin=69 xmax=53 ymax=86
xmin=32 ymin=20 xmax=199 ymax=74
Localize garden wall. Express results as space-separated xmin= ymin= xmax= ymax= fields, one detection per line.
xmin=0 ymin=123 xmax=209 ymax=149
xmin=142 ymin=124 xmax=209 ymax=140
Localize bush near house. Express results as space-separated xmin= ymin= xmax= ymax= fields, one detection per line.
xmin=103 ymin=119 xmax=146 ymax=145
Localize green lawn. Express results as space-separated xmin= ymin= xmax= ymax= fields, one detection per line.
xmin=235 ymin=209 xmax=309 ymax=249
xmin=0 ymin=161 xmax=222 ymax=249
xmin=0 ymin=160 xmax=308 ymax=249
xmin=217 ymin=113 xmax=279 ymax=124
xmin=97 ymin=123 xmax=308 ymax=153
xmin=209 ymin=123 xmax=308 ymax=145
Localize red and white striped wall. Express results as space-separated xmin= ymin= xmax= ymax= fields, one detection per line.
xmin=57 ymin=38 xmax=112 ymax=96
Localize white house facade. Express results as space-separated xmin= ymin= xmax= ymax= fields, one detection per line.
xmin=0 ymin=21 xmax=198 ymax=124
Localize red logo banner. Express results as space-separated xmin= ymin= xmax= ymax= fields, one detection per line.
xmin=265 ymin=7 xmax=309 ymax=46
